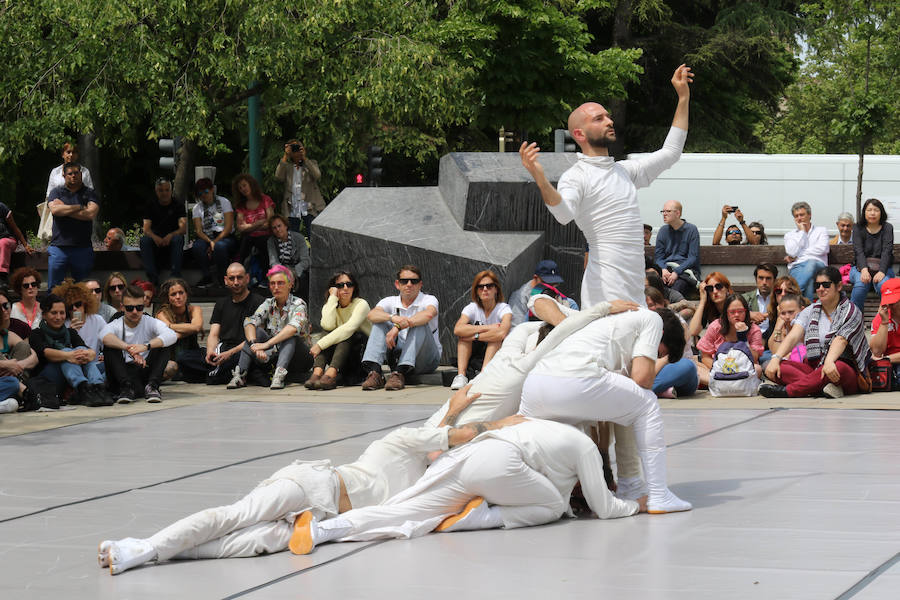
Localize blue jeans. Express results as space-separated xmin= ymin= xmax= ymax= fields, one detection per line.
xmin=140 ymin=234 xmax=185 ymax=284
xmin=849 ymin=266 xmax=895 ymax=312
xmin=0 ymin=375 xmax=20 ymax=400
xmin=652 ymin=358 xmax=699 ymax=397
xmin=191 ymin=236 xmax=236 ymax=280
xmin=363 ymin=322 xmax=441 ymax=375
xmin=39 ymin=348 xmax=105 ymax=392
xmin=789 ymin=260 xmax=825 ymax=301
xmin=47 ymin=246 xmax=94 ymax=289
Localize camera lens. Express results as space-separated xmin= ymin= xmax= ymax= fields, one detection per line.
xmin=291 ymin=144 xmax=301 ymax=152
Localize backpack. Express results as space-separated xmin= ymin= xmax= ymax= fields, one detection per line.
xmin=708 ymin=341 xmax=761 ymax=397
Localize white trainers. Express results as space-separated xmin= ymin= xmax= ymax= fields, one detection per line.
xmin=615 ymin=477 xmax=648 ymax=501
xmin=647 ymin=489 xmax=693 ymax=514
xmin=450 ymin=374 xmax=469 ymax=390
xmin=435 ymin=497 xmax=503 ymax=532
xmin=271 ymin=367 xmax=288 ymax=390
xmin=107 ymin=537 xmax=157 ymax=575
xmin=823 ymin=383 xmax=844 ymax=399
xmin=0 ymin=398 xmax=19 ymax=413
xmin=226 ymin=366 xmax=246 ymax=389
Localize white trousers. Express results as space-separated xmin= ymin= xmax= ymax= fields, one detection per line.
xmin=149 ymin=479 xmax=306 ymax=561
xmin=337 ymin=440 xmax=567 ymax=542
xmin=520 ymin=370 xmax=669 ymax=500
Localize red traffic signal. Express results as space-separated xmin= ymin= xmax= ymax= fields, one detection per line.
xmin=355 ymin=173 xmax=364 ymax=185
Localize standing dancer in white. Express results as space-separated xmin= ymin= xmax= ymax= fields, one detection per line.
xmin=519 ymin=64 xmax=693 ymax=307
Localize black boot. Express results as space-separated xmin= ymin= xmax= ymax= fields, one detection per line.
xmin=758 ymin=383 xmax=789 ymax=398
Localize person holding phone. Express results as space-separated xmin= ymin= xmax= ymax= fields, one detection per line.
xmin=275 ymin=139 xmax=325 ymax=238
xmin=712 ymin=204 xmax=761 ymax=245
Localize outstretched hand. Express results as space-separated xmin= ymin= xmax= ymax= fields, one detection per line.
xmin=671 ymin=64 xmax=693 ymax=99
xmin=519 ymin=141 xmax=545 ymax=182
xmin=608 ymin=299 xmax=640 ymax=314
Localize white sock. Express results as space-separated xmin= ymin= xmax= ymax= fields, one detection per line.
xmin=313 ymin=516 xmax=353 ymax=544
xmin=109 ymin=538 xmax=158 ymax=575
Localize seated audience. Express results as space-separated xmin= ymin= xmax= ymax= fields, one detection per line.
xmin=742 ymin=263 xmax=778 ymax=335
xmin=52 ymin=279 xmax=107 ymax=374
xmin=131 ymin=279 xmax=157 ymax=312
xmin=784 ymin=201 xmax=828 ymax=300
xmin=849 ymin=198 xmax=894 ymax=312
xmin=762 ymin=266 xmax=871 ymax=398
xmin=29 ymin=294 xmax=109 ymax=406
xmin=643 ymin=223 xmax=653 ymax=246
xmin=233 ymin=174 xmax=275 ymax=284
xmin=712 ymin=205 xmax=761 ymax=245
xmin=306 ymin=271 xmax=371 ymax=390
xmin=870 ymin=279 xmax=900 ymax=386
xmin=156 ymin=279 xmax=207 ymax=383
xmin=227 ymin=265 xmax=311 ymax=390
xmin=0 ymin=290 xmax=38 ymax=413
xmin=764 ymin=293 xmax=806 ymax=370
xmin=10 ymin=267 xmax=43 ymax=329
xmin=0 ymin=202 xmax=33 ymax=286
xmin=101 ymin=285 xmax=177 ymax=404
xmin=645 ymin=287 xmax=698 ymax=398
xmin=267 ymin=214 xmax=310 ymax=299
xmin=140 ymin=177 xmax=186 ymax=286
xmin=831 ymin=212 xmax=855 ymax=245
xmin=104 ymin=228 xmax=136 ymax=251
xmin=747 ymin=221 xmax=768 ymax=245
xmin=646 ymin=270 xmax=694 ymax=320
xmin=191 ymin=178 xmax=236 ymax=288
xmin=655 ymin=200 xmax=701 ymax=294
xmin=509 ymin=260 xmax=577 ymax=327
xmin=360 ymin=265 xmax=440 ymax=391
xmin=688 ymin=272 xmax=734 ymax=337
xmin=696 ymin=294 xmax=764 ymax=387
xmin=101 ymin=272 xmax=128 ymax=320
xmin=451 ymin=270 xmax=512 ymax=390
xmin=205 ymin=263 xmax=264 ymax=385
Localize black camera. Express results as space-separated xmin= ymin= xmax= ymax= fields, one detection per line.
xmin=290 ymin=143 xmax=302 ymax=152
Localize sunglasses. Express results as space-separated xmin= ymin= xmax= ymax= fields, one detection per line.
xmin=109 ymin=284 xmax=126 ymax=291
xmin=123 ymin=304 xmax=144 ymax=312
xmin=774 ymin=288 xmax=788 ymax=296
xmin=88 ymin=287 xmax=102 ymax=294
xmin=476 ymin=283 xmax=496 ymax=290
xmin=334 ymin=282 xmax=354 ymax=289
xmin=71 ymin=301 xmax=83 ymax=308
xmin=398 ymin=278 xmax=421 ymax=285
xmin=704 ymin=283 xmax=726 ymax=294
xmin=726 ymin=229 xmax=741 ymax=235
xmin=814 ymin=281 xmax=834 ymax=289
xmin=21 ymin=281 xmax=39 ymax=289
xmin=750 ymin=229 xmax=762 ymax=235
xmin=0 ymin=302 xmax=9 ymax=311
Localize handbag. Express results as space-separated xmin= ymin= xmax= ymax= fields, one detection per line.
xmin=868 ymin=357 xmax=892 ymax=392
xmin=36 ymin=201 xmax=53 ymax=242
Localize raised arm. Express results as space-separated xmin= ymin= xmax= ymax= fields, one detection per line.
xmin=670 ymin=64 xmax=692 ymax=131
xmin=518 ymin=142 xmax=562 ymax=208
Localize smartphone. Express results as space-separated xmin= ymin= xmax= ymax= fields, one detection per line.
xmin=72 ymin=309 xmax=84 ymax=323
xmin=726 ymin=206 xmax=737 ymax=213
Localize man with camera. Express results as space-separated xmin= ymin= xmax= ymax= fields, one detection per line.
xmin=711 ymin=204 xmax=760 ymax=245
xmin=654 ymin=199 xmax=701 ymax=295
xmin=275 ymin=140 xmax=325 ymax=239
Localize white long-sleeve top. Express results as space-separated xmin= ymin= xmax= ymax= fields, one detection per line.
xmin=550 ymin=127 xmax=687 ymax=307
xmin=784 ymin=225 xmax=829 ymax=268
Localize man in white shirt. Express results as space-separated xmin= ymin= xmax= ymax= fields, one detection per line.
xmin=784 ymin=201 xmax=829 ymax=300
xmin=101 ymin=285 xmax=178 ymax=404
xmin=361 ymin=265 xmax=441 ymax=391
xmin=518 ymin=64 xmax=693 ymax=307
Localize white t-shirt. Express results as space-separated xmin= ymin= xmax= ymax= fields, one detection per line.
xmin=66 ymin=314 xmax=107 ymax=354
xmin=532 ymin=309 xmax=662 ymax=378
xmin=101 ymin=315 xmax=178 ymax=363
xmin=793 ymin=304 xmax=832 ymax=338
xmin=290 ymin=166 xmax=307 ymax=217
xmin=376 ymin=291 xmax=441 ymax=350
xmin=460 ymin=301 xmax=512 ymax=326
xmin=191 ymin=196 xmax=233 ymax=236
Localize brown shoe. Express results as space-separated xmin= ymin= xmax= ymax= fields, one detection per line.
xmin=315 ymin=374 xmax=338 ymax=390
xmin=384 ymin=371 xmax=405 ymax=391
xmin=304 ymin=372 xmax=321 ymax=390
xmin=361 ymin=371 xmax=385 ymax=391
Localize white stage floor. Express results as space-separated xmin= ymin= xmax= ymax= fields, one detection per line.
xmin=2 ymin=401 xmax=899 ymax=599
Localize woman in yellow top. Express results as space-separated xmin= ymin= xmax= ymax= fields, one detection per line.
xmin=306 ymin=272 xmax=371 ymax=390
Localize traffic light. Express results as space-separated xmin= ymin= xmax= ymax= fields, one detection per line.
xmin=554 ymin=129 xmax=576 ymax=153
xmin=367 ymin=145 xmax=383 ymax=187
xmin=159 ymin=137 xmax=181 ymax=172
xmin=355 ymin=173 xmax=364 ymax=186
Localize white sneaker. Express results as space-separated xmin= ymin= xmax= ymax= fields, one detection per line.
xmin=271 ymin=367 xmax=288 ymax=390
xmin=108 ymin=537 xmax=157 ymax=575
xmin=98 ymin=540 xmax=113 ymax=568
xmin=615 ymin=477 xmax=648 ymax=501
xmin=435 ymin=497 xmax=503 ymax=532
xmin=647 ymin=489 xmax=693 ymax=514
xmin=226 ymin=367 xmax=246 ymax=389
xmin=0 ymin=398 xmax=19 ymax=413
xmin=450 ymin=374 xmax=468 ymax=390
xmin=823 ymin=383 xmax=844 ymax=399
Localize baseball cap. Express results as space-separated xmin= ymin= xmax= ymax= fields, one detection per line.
xmin=880 ymin=278 xmax=900 ymax=305
xmin=535 ymin=260 xmax=564 ymax=284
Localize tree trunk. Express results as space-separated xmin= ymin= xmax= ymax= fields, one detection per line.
xmin=608 ymin=0 xmax=633 ymax=160
xmin=856 ymin=137 xmax=866 ymax=220
xmin=174 ymin=138 xmax=197 ymax=206
xmin=77 ymin=133 xmax=102 ymax=240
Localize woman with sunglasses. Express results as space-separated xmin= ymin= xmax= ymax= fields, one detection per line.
xmin=101 ymin=272 xmax=128 ymax=320
xmin=0 ymin=290 xmax=38 ymax=413
xmin=305 ymin=271 xmax=371 ymax=390
xmin=687 ymin=272 xmax=734 ymax=337
xmin=51 ymin=279 xmax=107 ymax=374
xmin=849 ymin=198 xmax=894 ymax=312
xmin=267 ymin=214 xmax=310 ymax=300
xmin=451 ymin=271 xmax=512 ymax=390
xmin=762 ymin=266 xmax=871 ymax=398
xmin=156 ymin=279 xmax=207 ymax=383
xmin=228 ymin=265 xmax=311 ymax=390
xmin=10 ymin=267 xmax=43 ymax=329
xmin=696 ymin=294 xmax=764 ymax=387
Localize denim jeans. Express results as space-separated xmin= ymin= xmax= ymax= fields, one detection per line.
xmin=238 ymin=329 xmax=298 ymax=372
xmin=652 ymin=358 xmax=699 ymax=397
xmin=191 ymin=236 xmax=237 ymax=280
xmin=47 ymin=246 xmax=94 ymax=289
xmin=362 ymin=322 xmax=441 ymax=375
xmin=848 ymin=266 xmax=895 ymax=312
xmin=789 ymin=260 xmax=825 ymax=301
xmin=140 ymin=234 xmax=185 ymax=284
xmin=39 ymin=348 xmax=104 ymax=392
xmin=0 ymin=375 xmax=20 ymax=400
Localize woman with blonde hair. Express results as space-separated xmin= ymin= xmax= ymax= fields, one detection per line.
xmin=100 ymin=272 xmax=128 ymax=321
xmin=451 ymin=270 xmax=512 ymax=390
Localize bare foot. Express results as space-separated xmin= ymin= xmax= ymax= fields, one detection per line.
xmin=637 ymin=495 xmax=649 ymax=513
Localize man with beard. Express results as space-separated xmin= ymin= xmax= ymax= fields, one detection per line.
xmin=518 ymin=64 xmax=693 ymax=307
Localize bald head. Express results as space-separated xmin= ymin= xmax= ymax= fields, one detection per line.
xmin=661 ymin=200 xmax=683 ymax=226
xmin=567 ymin=103 xmax=615 ymax=155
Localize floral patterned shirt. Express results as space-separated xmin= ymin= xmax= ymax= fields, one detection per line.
xmin=244 ymin=294 xmax=310 ymax=344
